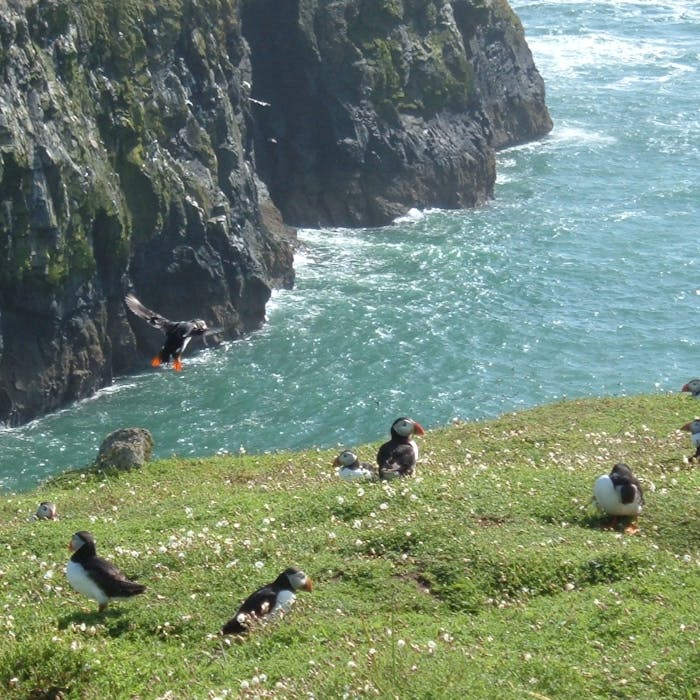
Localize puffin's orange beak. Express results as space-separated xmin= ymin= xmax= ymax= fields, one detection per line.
xmin=68 ymin=541 xmax=74 ymax=551
xmin=303 ymin=577 xmax=313 ymax=592
xmin=413 ymin=422 xmax=426 ymax=436
xmin=332 ymin=457 xmax=340 ymax=468
xmin=682 ymin=384 xmax=690 ymax=392
xmin=681 ymin=422 xmax=692 ymax=431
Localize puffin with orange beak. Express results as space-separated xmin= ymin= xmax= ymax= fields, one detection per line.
xmin=377 ymin=416 xmax=425 ymax=480
xmin=125 ymin=293 xmax=212 ymax=371
xmin=222 ymin=567 xmax=313 ymax=635
xmin=333 ymin=450 xmax=375 ymax=481
xmin=66 ymin=531 xmax=146 ymax=613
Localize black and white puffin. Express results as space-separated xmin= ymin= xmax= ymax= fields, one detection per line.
xmin=332 ymin=450 xmax=375 ymax=481
xmin=376 ymin=416 xmax=425 ymax=480
xmin=593 ymin=463 xmax=644 ymax=534
xmin=124 ymin=293 xmax=211 ymax=371
xmin=34 ymin=501 xmax=57 ymax=520
xmin=66 ymin=531 xmax=146 ymax=612
xmin=222 ymin=567 xmax=313 ymax=635
xmin=681 ymin=379 xmax=700 ymax=397
xmin=680 ymin=419 xmax=700 ymax=461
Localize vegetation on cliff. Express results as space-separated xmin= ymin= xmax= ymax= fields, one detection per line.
xmin=0 ymin=395 xmax=697 ymax=698
xmin=0 ymin=0 xmax=294 ymax=425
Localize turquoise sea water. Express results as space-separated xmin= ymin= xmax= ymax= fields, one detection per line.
xmin=2 ymin=0 xmax=699 ymax=492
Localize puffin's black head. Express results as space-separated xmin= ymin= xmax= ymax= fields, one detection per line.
xmin=390 ymin=417 xmax=426 ymax=439
xmin=333 ymin=450 xmax=359 ymax=469
xmin=610 ymin=463 xmax=634 ymax=479
xmin=681 ymin=379 xmax=700 ymax=395
xmin=69 ymin=530 xmax=97 ymax=557
xmin=275 ymin=567 xmax=313 ymax=592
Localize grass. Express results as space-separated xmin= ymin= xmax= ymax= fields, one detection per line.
xmin=0 ymin=393 xmax=698 ymax=699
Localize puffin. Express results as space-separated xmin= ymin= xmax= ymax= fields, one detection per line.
xmin=333 ymin=450 xmax=375 ymax=481
xmin=680 ymin=419 xmax=700 ymax=461
xmin=376 ymin=416 xmax=425 ymax=480
xmin=66 ymin=531 xmax=146 ymax=612
xmin=681 ymin=379 xmax=700 ymax=397
xmin=222 ymin=567 xmax=312 ymax=635
xmin=593 ymin=463 xmax=644 ymax=534
xmin=124 ymin=293 xmax=211 ymax=371
xmin=34 ymin=501 xmax=57 ymax=520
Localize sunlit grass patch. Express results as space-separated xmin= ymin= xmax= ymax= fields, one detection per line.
xmin=0 ymin=394 xmax=698 ymax=698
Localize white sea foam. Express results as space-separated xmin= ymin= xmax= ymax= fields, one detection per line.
xmin=393 ymin=208 xmax=425 ymax=224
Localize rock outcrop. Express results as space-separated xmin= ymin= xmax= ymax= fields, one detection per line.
xmin=242 ymin=0 xmax=552 ymax=227
xmin=0 ymin=0 xmax=551 ymax=426
xmin=95 ymin=427 xmax=154 ymax=471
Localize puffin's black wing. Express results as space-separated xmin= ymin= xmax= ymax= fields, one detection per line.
xmin=610 ymin=469 xmax=644 ymax=505
xmin=222 ymin=585 xmax=279 ymax=634
xmin=376 ymin=440 xmax=395 ymax=469
xmin=379 ymin=443 xmax=416 ymax=475
xmin=125 ymin=294 xmax=174 ymax=333
xmin=83 ymin=556 xmax=146 ymax=598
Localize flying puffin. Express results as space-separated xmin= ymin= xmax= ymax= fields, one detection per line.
xmin=376 ymin=417 xmax=425 ymax=480
xmin=680 ymin=419 xmax=700 ymax=461
xmin=333 ymin=450 xmax=375 ymax=481
xmin=66 ymin=531 xmax=146 ymax=612
xmin=222 ymin=567 xmax=313 ymax=635
xmin=124 ymin=293 xmax=211 ymax=371
xmin=681 ymin=379 xmax=700 ymax=397
xmin=34 ymin=501 xmax=57 ymax=520
xmin=593 ymin=463 xmax=644 ymax=534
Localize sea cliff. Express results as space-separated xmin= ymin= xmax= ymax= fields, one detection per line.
xmin=0 ymin=0 xmax=551 ymax=425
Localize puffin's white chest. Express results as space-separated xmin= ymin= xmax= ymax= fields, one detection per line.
xmin=593 ymin=475 xmax=642 ymax=516
xmin=66 ymin=561 xmax=108 ymax=604
xmin=410 ymin=439 xmax=419 ymax=461
xmin=339 ymin=466 xmax=373 ymax=481
xmin=272 ymin=590 xmax=296 ymax=615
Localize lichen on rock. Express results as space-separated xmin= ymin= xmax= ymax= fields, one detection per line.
xmin=95 ymin=426 xmax=154 ymax=471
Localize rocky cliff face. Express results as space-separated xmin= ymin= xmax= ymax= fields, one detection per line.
xmin=0 ymin=0 xmax=551 ymax=425
xmin=242 ymin=0 xmax=552 ymax=227
xmin=0 ymin=0 xmax=294 ymax=425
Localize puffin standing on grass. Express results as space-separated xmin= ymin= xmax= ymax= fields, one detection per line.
xmin=124 ymin=293 xmax=210 ymax=371
xmin=680 ymin=419 xmax=700 ymax=461
xmin=66 ymin=531 xmax=146 ymax=613
xmin=333 ymin=450 xmax=375 ymax=481
xmin=222 ymin=567 xmax=313 ymax=635
xmin=376 ymin=417 xmax=425 ymax=480
xmin=681 ymin=379 xmax=700 ymax=397
xmin=593 ymin=463 xmax=644 ymax=534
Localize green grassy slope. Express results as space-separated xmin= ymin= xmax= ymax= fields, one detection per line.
xmin=1 ymin=394 xmax=698 ymax=699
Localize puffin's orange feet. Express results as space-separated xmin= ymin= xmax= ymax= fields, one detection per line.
xmin=624 ymin=522 xmax=640 ymax=535
xmin=173 ymin=358 xmax=183 ymax=372
xmin=151 ymin=357 xmax=162 ymax=367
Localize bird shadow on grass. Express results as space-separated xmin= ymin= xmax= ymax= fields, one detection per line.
xmin=57 ymin=608 xmax=137 ymax=637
